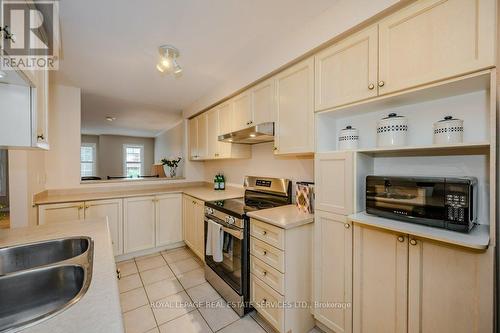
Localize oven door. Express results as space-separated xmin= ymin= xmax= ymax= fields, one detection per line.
xmin=204 ymin=216 xmax=245 ymax=295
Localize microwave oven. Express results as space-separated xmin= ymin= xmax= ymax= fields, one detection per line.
xmin=366 ymin=176 xmax=477 ymax=232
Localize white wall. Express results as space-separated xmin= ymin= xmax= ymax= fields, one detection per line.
xmin=203 ymin=142 xmax=314 ymax=187
xmin=45 ymin=85 xmax=82 ymax=189
xmin=183 ymin=0 xmax=400 ymax=118
xmin=154 ymin=121 xmax=185 ymax=177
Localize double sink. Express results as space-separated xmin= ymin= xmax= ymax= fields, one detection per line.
xmin=0 ymin=237 xmax=94 ymax=332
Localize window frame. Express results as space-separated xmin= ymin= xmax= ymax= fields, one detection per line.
xmin=123 ymin=144 xmax=144 ymax=178
xmin=80 ymin=143 xmax=97 ymax=177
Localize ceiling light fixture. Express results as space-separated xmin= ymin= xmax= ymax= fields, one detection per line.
xmin=106 ymin=116 xmax=116 ymax=122
xmin=156 ymin=45 xmax=182 ymax=76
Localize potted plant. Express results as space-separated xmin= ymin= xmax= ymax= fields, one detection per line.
xmin=161 ymin=157 xmax=182 ymax=178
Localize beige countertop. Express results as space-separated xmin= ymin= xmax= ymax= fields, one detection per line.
xmin=0 ymin=219 xmax=123 ymax=333
xmin=349 ymin=211 xmax=490 ymax=250
xmin=247 ymin=205 xmax=314 ymax=229
xmin=34 ymin=183 xmax=244 ymax=205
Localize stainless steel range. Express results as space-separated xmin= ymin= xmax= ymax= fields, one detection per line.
xmin=204 ymin=176 xmax=291 ymax=316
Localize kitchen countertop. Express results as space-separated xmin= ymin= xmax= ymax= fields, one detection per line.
xmin=34 ymin=183 xmax=244 ymax=205
xmin=247 ymin=205 xmax=314 ymax=229
xmin=0 ymin=219 xmax=124 ymax=333
xmin=349 ymin=211 xmax=490 ymax=250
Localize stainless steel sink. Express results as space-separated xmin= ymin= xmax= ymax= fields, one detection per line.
xmin=0 ymin=237 xmax=93 ymax=332
xmin=0 ymin=237 xmax=90 ymax=275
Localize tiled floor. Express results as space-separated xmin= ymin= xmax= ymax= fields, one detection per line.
xmin=117 ymin=247 xmax=323 ymax=333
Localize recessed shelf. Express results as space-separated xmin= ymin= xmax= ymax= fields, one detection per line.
xmin=353 ymin=142 xmax=490 ymax=157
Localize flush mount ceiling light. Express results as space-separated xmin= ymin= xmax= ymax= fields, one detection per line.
xmin=156 ymin=45 xmax=182 ymax=75
xmin=106 ymin=116 xmax=116 ymax=122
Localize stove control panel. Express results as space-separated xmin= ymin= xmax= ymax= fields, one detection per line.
xmin=205 ymin=206 xmax=244 ymax=229
xmin=225 ymin=216 xmax=236 ymax=225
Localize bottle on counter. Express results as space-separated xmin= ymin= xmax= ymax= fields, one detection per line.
xmin=214 ymin=174 xmax=220 ymax=190
xmin=219 ymin=173 xmax=225 ymax=190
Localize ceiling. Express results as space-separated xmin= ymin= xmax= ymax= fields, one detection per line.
xmin=55 ymin=0 xmax=338 ymax=137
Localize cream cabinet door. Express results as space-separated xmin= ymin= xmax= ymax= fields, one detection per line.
xmin=38 ymin=202 xmax=85 ymax=225
xmin=275 ymin=57 xmax=314 ymax=155
xmin=314 ymin=152 xmax=354 ymax=215
xmin=156 ymin=194 xmax=183 ymax=247
xmin=193 ymin=197 xmax=206 ymax=260
xmin=183 ymin=195 xmax=196 ymax=250
xmin=408 ymin=238 xmax=493 ymax=333
xmin=196 ymin=113 xmax=208 ymax=159
xmin=378 ymin=0 xmax=495 ymax=95
xmin=353 ymin=225 xmax=408 ymax=333
xmin=218 ymin=102 xmax=233 ymax=158
xmin=232 ymin=92 xmax=252 ymax=131
xmin=315 ymin=25 xmax=378 ymax=111
xmin=123 ymin=196 xmax=156 ymax=253
xmin=313 ymin=211 xmax=352 ymax=333
xmin=206 ymin=108 xmax=221 ymax=159
xmin=188 ymin=117 xmax=199 ymax=160
xmin=251 ymin=78 xmax=275 ymax=125
xmin=84 ymin=199 xmax=123 ymax=255
xmin=33 ymin=68 xmax=49 ymax=149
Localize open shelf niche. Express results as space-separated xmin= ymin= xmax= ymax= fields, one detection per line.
xmin=315 ymin=69 xmax=496 ymax=242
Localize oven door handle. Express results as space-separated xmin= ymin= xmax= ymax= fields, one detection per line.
xmin=205 ymin=218 xmax=244 ymax=240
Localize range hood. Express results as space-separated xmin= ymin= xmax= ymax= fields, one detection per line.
xmin=218 ymin=122 xmax=274 ymax=144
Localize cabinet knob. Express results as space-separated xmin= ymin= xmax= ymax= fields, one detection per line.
xmin=397 ymin=236 xmax=405 ymax=243
xmin=410 ymin=239 xmax=418 ymax=246
xmin=262 ymin=298 xmax=267 ymax=304
xmin=344 ymin=223 xmax=350 ymax=229
xmin=249 ymin=121 xmax=253 ymax=125
xmin=37 ymin=134 xmax=45 ymax=141
xmin=262 ymin=231 xmax=267 ymax=236
xmin=263 ymin=251 xmax=267 ymax=256
xmin=273 ymin=147 xmax=278 ymax=151
xmin=85 ymin=205 xmax=90 ymax=209
xmin=378 ymin=81 xmax=385 ymax=87
xmin=368 ymin=83 xmax=375 ymax=90
xmin=116 ymin=269 xmax=122 ymax=280
xmin=262 ymin=271 xmax=267 ymax=276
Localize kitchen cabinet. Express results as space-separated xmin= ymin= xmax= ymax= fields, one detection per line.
xmin=207 ymin=107 xmax=221 ymax=159
xmin=182 ymin=195 xmax=205 ymax=260
xmin=156 ymin=194 xmax=182 ymax=247
xmin=407 ymin=237 xmax=493 ymax=333
xmin=251 ymin=78 xmax=275 ymax=125
xmin=189 ymin=117 xmax=199 ymax=159
xmin=123 ymin=196 xmax=156 ymax=253
xmin=196 ymin=113 xmax=208 ymax=159
xmin=315 ymin=25 xmax=378 ymax=111
xmin=250 ymin=218 xmax=314 ymax=333
xmin=313 ymin=211 xmax=352 ymax=333
xmin=353 ymin=224 xmax=408 ymax=333
xmin=38 ymin=202 xmax=85 ymax=225
xmin=274 ymin=57 xmax=314 ymax=155
xmin=314 ymin=152 xmax=354 ymax=215
xmin=84 ymin=199 xmax=123 ymax=255
xmin=33 ymin=68 xmax=50 ymax=149
xmin=353 ymin=224 xmax=493 ymax=333
xmin=378 ymin=0 xmax=495 ymax=95
xmin=231 ymin=91 xmax=252 ymax=131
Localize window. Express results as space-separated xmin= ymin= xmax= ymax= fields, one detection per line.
xmin=123 ymin=145 xmax=144 ymax=178
xmin=80 ymin=143 xmax=96 ymax=177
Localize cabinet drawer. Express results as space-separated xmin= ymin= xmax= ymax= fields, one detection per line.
xmin=251 ymin=237 xmax=285 ymax=273
xmin=251 ymin=219 xmax=284 ymax=250
xmin=251 ymin=254 xmax=284 ymax=295
xmin=251 ymin=274 xmax=284 ymax=333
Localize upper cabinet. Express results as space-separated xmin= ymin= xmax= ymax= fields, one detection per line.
xmin=251 ymin=78 xmax=276 ymax=125
xmin=206 ymin=107 xmax=220 ymax=159
xmin=378 ymin=0 xmax=495 ymax=95
xmin=232 ymin=91 xmax=253 ymax=131
xmin=188 ymin=117 xmax=199 ymax=160
xmin=315 ymin=25 xmax=378 ymax=110
xmin=275 ymin=57 xmax=314 ymax=155
xmin=314 ymin=0 xmax=495 ymax=112
xmin=189 ymin=113 xmax=208 ymax=160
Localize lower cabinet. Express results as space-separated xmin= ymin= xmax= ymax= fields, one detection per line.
xmin=353 ymin=223 xmax=493 ymax=333
xmin=313 ymin=211 xmax=352 ymax=333
xmin=38 ymin=202 xmax=85 ymax=224
xmin=123 ymin=196 xmax=156 ymax=253
xmin=250 ymin=218 xmax=314 ymax=333
xmin=182 ymin=195 xmax=205 ymax=260
xmin=84 ymin=199 xmax=123 ymax=255
xmin=156 ymin=194 xmax=183 ymax=247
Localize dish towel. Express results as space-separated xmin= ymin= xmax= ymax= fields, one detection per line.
xmin=206 ymin=219 xmax=223 ymax=262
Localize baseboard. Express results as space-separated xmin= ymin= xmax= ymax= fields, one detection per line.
xmin=115 ymin=241 xmax=185 ymax=262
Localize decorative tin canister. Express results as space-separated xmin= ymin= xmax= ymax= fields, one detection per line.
xmin=433 ymin=116 xmax=463 ymax=145
xmin=376 ymin=113 xmax=408 ymax=147
xmin=338 ymin=125 xmax=359 ymax=150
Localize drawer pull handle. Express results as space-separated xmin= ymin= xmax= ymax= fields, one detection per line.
xmin=410 ymin=239 xmax=418 ymax=246
xmin=262 ymin=271 xmax=267 ymax=276
xmin=368 ymin=83 xmax=375 ymax=90
xmin=262 ymin=231 xmax=267 ymax=236
xmin=397 ymin=236 xmax=405 ymax=243
xmin=378 ymin=80 xmax=385 ymax=87
xmin=344 ymin=223 xmax=350 ymax=229
xmin=262 ymin=298 xmax=267 ymax=304
xmin=263 ymin=251 xmax=267 ymax=256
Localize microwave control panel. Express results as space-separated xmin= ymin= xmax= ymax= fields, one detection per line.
xmin=445 ymin=193 xmax=467 ymax=224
